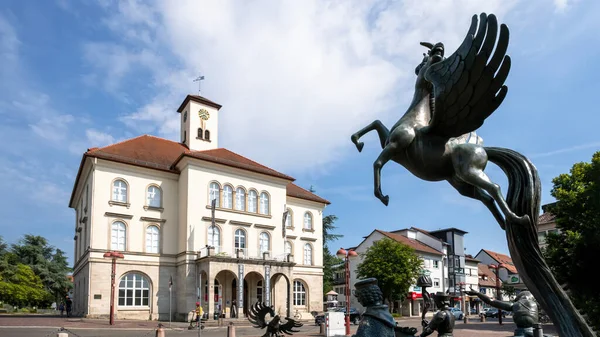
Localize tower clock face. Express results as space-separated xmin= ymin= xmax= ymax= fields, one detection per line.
xmin=183 ymin=111 xmax=188 ymax=122
xmin=199 ymin=109 xmax=210 ymax=120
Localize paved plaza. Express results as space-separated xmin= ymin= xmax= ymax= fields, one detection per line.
xmin=0 ymin=315 xmax=558 ymax=337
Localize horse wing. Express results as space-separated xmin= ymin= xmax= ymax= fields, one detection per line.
xmin=279 ymin=317 xmax=303 ymax=335
xmin=425 ymin=13 xmax=511 ymax=138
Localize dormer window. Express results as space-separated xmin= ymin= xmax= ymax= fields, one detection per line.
xmin=205 ymin=130 xmax=210 ymax=141
xmin=197 ymin=128 xmax=203 ymax=139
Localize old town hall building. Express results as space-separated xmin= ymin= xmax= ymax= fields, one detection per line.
xmin=68 ymin=95 xmax=329 ymax=320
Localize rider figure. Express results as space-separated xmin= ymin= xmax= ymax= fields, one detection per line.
xmin=195 ymin=301 xmax=204 ymax=327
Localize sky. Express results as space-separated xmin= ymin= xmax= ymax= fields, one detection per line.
xmin=1 ymin=0 xmax=599 ymax=267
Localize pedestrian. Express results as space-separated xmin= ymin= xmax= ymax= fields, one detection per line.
xmin=65 ymin=296 xmax=73 ymax=317
xmin=59 ymin=303 xmax=64 ymax=316
xmin=195 ymin=302 xmax=204 ymax=328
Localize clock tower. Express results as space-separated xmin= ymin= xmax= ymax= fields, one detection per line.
xmin=177 ymin=95 xmax=222 ymax=151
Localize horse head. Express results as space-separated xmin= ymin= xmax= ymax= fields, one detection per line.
xmin=414 ymin=42 xmax=445 ymax=92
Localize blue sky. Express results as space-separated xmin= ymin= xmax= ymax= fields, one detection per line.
xmin=1 ymin=0 xmax=599 ymax=266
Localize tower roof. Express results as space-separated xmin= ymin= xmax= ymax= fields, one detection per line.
xmin=177 ymin=94 xmax=222 ymax=112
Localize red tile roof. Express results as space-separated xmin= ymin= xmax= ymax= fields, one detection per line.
xmin=376 ymin=230 xmax=443 ymax=256
xmin=478 ymin=263 xmax=501 ymax=287
xmin=465 ymin=254 xmax=480 ymax=263
xmin=480 ymin=249 xmax=518 ymax=273
xmin=69 ymin=135 xmax=329 ymax=205
xmin=538 ymin=211 xmax=556 ymax=225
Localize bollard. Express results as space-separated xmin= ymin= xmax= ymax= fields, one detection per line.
xmin=57 ymin=333 xmax=68 ymax=337
xmin=320 ymin=322 xmax=326 ymax=335
xmin=464 ymin=315 xmax=469 ymax=324
xmin=227 ymin=322 xmax=236 ymax=337
xmin=156 ymin=323 xmax=165 ymax=337
xmin=480 ymin=314 xmax=486 ymax=322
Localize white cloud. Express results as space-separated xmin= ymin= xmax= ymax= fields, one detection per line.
xmin=85 ymin=129 xmax=116 ymax=147
xmin=84 ymin=0 xmax=523 ymax=175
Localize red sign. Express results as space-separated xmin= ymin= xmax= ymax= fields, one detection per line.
xmin=407 ymin=292 xmax=423 ymax=300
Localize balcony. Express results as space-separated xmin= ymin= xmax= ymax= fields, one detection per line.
xmin=197 ymin=246 xmax=293 ymax=262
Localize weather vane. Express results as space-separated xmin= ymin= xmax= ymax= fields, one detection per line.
xmin=193 ymin=75 xmax=205 ymax=95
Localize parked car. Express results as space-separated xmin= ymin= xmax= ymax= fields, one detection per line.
xmin=315 ymin=307 xmax=362 ymax=326
xmin=485 ymin=308 xmax=507 ymax=318
xmin=449 ymin=307 xmax=464 ymax=320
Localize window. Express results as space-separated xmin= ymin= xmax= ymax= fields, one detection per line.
xmin=259 ymin=232 xmax=270 ymax=254
xmin=434 ymin=278 xmax=440 ymax=287
xmin=147 ymin=186 xmax=161 ymax=208
xmin=118 ymin=273 xmax=150 ymax=307
xmin=248 ymin=190 xmax=257 ymax=213
xmin=259 ymin=192 xmax=269 ymax=215
xmin=285 ymin=209 xmax=293 ymax=228
xmin=234 ymin=229 xmax=246 ymax=252
xmin=423 ymin=259 xmax=431 ymax=268
xmin=304 ymin=244 xmax=312 ymax=265
xmin=303 ymin=212 xmax=313 ymax=230
xmin=285 ymin=241 xmax=292 ymax=256
xmin=257 ymin=280 xmax=263 ymax=303
xmin=111 ymin=221 xmax=126 ymax=251
xmin=481 ymin=288 xmax=487 ymax=295
xmin=433 ymin=260 xmax=439 ymax=269
xmin=209 ymin=182 xmax=220 ymax=207
xmin=235 ymin=188 xmax=246 ymax=211
xmin=146 ymin=226 xmax=159 ymax=253
xmin=198 ymin=128 xmax=203 ymax=138
xmin=223 ymin=185 xmax=233 ymax=209
xmin=112 ymin=179 xmax=128 ymax=203
xmin=293 ymin=280 xmax=306 ymax=306
xmin=205 ymin=130 xmax=210 ymax=141
xmin=208 ymin=225 xmax=220 ymax=250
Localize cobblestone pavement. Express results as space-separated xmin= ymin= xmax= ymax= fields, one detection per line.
xmin=0 ymin=314 xmax=558 ymax=337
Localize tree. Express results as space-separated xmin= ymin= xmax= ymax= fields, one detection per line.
xmin=543 ymin=151 xmax=600 ymax=331
xmin=356 ymin=238 xmax=423 ymax=311
xmin=11 ymin=235 xmax=72 ymax=304
xmin=0 ymin=263 xmax=52 ymax=308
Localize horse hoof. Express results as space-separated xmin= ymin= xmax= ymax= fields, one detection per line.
xmin=356 ymin=142 xmax=364 ymax=152
xmin=381 ymin=195 xmax=389 ymax=206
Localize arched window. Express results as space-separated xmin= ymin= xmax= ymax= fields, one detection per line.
xmin=118 ymin=273 xmax=150 ymax=307
xmin=197 ymin=128 xmax=203 ymax=139
xmin=248 ymin=190 xmax=258 ymax=213
xmin=304 ymin=244 xmax=313 ymax=265
xmin=285 ymin=241 xmax=292 ymax=256
xmin=259 ymin=192 xmax=269 ymax=215
xmin=209 ymin=182 xmax=220 ymax=207
xmin=111 ymin=221 xmax=126 ymax=251
xmin=223 ymin=185 xmax=233 ymax=208
xmin=205 ymin=130 xmax=210 ymax=140
xmin=303 ymin=212 xmax=313 ymax=230
xmin=234 ymin=229 xmax=246 ymax=253
xmin=259 ymin=232 xmax=270 ymax=254
xmin=235 ymin=188 xmax=246 ymax=211
xmin=285 ymin=209 xmax=293 ymax=228
xmin=112 ymin=179 xmax=128 ymax=203
xmin=208 ymin=225 xmax=220 ymax=251
xmin=293 ymin=280 xmax=306 ymax=306
xmin=257 ymin=280 xmax=263 ymax=303
xmin=146 ymin=226 xmax=159 ymax=253
xmin=146 ymin=185 xmax=161 ymax=208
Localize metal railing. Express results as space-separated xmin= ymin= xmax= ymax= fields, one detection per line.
xmin=196 ymin=246 xmax=293 ymax=262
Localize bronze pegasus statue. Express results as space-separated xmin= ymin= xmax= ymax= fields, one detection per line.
xmin=352 ymin=12 xmax=596 ymax=337
xmin=248 ymin=302 xmax=303 ymax=337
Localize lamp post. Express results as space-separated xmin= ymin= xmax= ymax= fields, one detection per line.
xmin=488 ymin=263 xmax=505 ymax=325
xmin=458 ymin=281 xmax=466 ymax=315
xmin=336 ymin=248 xmax=358 ymax=336
xmin=103 ymin=251 xmax=124 ymax=325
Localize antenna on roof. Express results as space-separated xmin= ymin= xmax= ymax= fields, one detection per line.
xmin=193 ymin=75 xmax=205 ymax=95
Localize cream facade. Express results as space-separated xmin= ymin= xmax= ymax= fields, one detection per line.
xmin=69 ymin=95 xmax=328 ymax=320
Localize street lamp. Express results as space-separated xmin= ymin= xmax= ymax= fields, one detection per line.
xmin=336 ymin=248 xmax=358 ymax=336
xmin=103 ymin=251 xmax=124 ymax=325
xmin=488 ymin=263 xmax=505 ymax=325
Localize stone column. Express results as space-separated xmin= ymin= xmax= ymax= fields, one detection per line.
xmin=207 ymin=272 xmax=214 ymax=319
xmin=287 ymin=277 xmax=293 ymax=317
xmin=264 ymin=265 xmax=271 ymax=307
xmin=238 ymin=264 xmax=244 ymax=317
